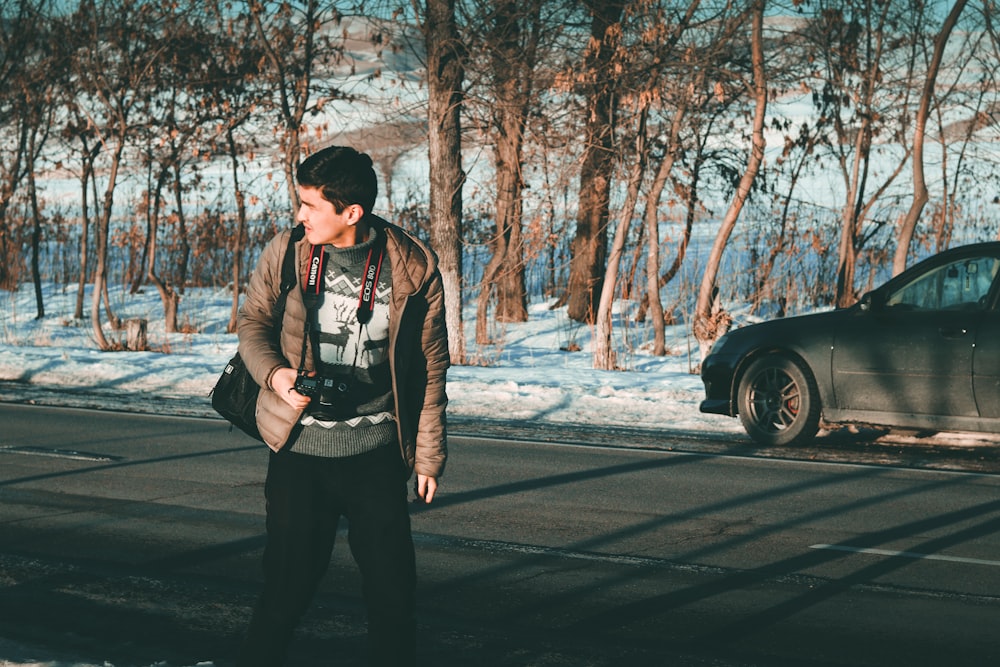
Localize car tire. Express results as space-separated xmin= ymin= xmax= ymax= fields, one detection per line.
xmin=737 ymin=354 xmax=821 ymax=447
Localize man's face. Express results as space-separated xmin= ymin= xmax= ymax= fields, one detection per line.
xmin=296 ymin=185 xmax=362 ymax=247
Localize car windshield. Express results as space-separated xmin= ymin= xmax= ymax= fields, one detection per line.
xmin=885 ymin=255 xmax=1000 ymax=311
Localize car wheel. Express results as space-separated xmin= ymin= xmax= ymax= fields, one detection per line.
xmin=737 ymin=355 xmax=821 ymax=446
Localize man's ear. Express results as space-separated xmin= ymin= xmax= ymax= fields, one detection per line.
xmin=346 ymin=204 xmax=365 ymax=226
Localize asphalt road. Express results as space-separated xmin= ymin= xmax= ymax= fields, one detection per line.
xmin=1 ymin=402 xmax=999 ymax=667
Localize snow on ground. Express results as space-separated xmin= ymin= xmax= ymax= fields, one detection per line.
xmin=0 ymin=282 xmax=740 ymax=437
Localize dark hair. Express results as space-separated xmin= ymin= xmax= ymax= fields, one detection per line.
xmin=296 ymin=146 xmax=377 ymax=214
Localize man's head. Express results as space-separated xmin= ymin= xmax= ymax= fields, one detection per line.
xmin=295 ymin=146 xmax=378 ymax=247
xmin=296 ymin=145 xmax=378 ymax=215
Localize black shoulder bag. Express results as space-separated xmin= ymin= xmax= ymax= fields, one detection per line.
xmin=211 ymin=225 xmax=304 ymax=440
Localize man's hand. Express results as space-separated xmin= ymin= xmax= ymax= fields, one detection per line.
xmin=415 ymin=474 xmax=438 ymax=504
xmin=272 ymin=367 xmax=311 ymax=411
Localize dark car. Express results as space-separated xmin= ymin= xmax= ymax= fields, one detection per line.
xmin=700 ymin=242 xmax=1000 ymax=446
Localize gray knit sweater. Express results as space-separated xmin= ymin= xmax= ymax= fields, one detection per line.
xmin=290 ymin=227 xmax=396 ymax=458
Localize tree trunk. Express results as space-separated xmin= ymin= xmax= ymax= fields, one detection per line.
xmin=0 ymin=115 xmax=28 ymax=292
xmin=125 ymin=318 xmax=148 ymax=351
xmin=496 ymin=212 xmax=527 ymax=322
xmin=487 ymin=107 xmax=528 ymax=327
xmin=893 ymin=0 xmax=966 ymax=275
xmin=692 ymin=0 xmax=767 ymax=364
xmin=227 ymin=129 xmax=247 ymax=334
xmin=475 ymin=231 xmax=508 ymax=345
xmin=91 ymin=139 xmax=126 ymax=351
xmin=637 ymin=144 xmax=703 ymax=325
xmin=425 ymin=0 xmax=467 ymax=364
xmin=493 ymin=2 xmax=537 ymax=325
xmin=750 ymin=130 xmax=816 ymax=316
xmin=28 ymin=136 xmax=44 ymax=320
xmin=475 ymin=1 xmax=534 ymax=343
xmin=147 ymin=175 xmax=179 ymax=334
xmin=561 ymin=1 xmax=623 ymax=324
xmin=249 ymin=0 xmax=316 ymax=215
xmin=833 ymin=121 xmax=870 ymax=307
xmin=831 ymin=0 xmax=897 ymax=308
xmin=171 ymin=161 xmax=190 ymax=294
xmin=90 ymin=211 xmax=112 ymax=350
xmin=74 ymin=146 xmax=98 ymax=320
xmin=594 ymin=106 xmax=647 ymax=370
xmin=641 ymin=107 xmax=686 ymax=354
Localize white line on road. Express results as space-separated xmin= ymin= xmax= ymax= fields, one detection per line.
xmin=810 ymin=543 xmax=1000 ymax=567
xmin=0 ymin=445 xmax=119 ymax=462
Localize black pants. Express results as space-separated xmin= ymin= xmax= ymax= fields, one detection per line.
xmin=237 ymin=445 xmax=416 ymax=667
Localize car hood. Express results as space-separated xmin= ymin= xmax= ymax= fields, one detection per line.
xmin=711 ymin=306 xmax=857 ymax=355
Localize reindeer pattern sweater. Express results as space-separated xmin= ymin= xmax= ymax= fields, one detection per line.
xmin=236 ymin=216 xmax=450 ymax=479
xmin=291 ymin=227 xmax=396 ymax=458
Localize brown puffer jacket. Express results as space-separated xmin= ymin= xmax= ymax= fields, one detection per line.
xmin=236 ymin=217 xmax=450 ymax=478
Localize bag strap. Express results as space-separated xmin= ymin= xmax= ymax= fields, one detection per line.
xmin=273 ymin=224 xmax=305 ymax=324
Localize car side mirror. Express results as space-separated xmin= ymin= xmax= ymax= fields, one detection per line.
xmin=858 ymin=291 xmax=882 ymax=313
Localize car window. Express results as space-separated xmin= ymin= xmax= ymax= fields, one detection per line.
xmin=885 ymin=255 xmax=1000 ymax=311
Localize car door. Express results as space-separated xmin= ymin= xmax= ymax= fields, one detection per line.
xmin=831 ymin=254 xmax=1000 ymax=418
xmin=972 ymin=296 xmax=1000 ymax=419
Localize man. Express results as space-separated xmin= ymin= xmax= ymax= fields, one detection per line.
xmin=236 ymin=145 xmax=449 ymax=666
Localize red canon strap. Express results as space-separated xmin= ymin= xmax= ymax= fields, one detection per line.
xmin=303 ymin=244 xmax=325 ymax=305
xmin=302 ymin=234 xmax=385 ymax=325
xmin=356 ymin=242 xmax=385 ymax=325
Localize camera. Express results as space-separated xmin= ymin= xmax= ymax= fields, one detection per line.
xmin=294 ymin=371 xmax=322 ymax=397
xmin=296 ymin=371 xmax=357 ymax=420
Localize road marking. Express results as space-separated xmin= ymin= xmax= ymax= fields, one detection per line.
xmin=0 ymin=445 xmax=121 ymax=462
xmin=810 ymin=543 xmax=1000 ymax=567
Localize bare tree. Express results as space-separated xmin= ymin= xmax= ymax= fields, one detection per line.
xmin=70 ymin=0 xmax=169 ymax=348
xmin=134 ymin=3 xmax=234 ymax=333
xmin=635 ymin=40 xmax=734 ymax=345
xmin=0 ymin=0 xmax=38 ymax=291
xmin=137 ymin=80 xmax=190 ymax=331
xmin=470 ymin=0 xmax=543 ymax=344
xmin=893 ymin=0 xmax=967 ymax=274
xmin=423 ymin=0 xmax=467 ymax=363
xmin=45 ymin=3 xmax=104 ymax=320
xmin=936 ymin=5 xmax=1000 ymax=250
xmin=57 ymin=103 xmax=102 ymax=321
xmin=199 ymin=3 xmax=266 ymax=333
xmin=640 ymin=100 xmax=689 ymax=355
xmin=22 ymin=37 xmax=57 ymax=319
xmin=692 ymin=0 xmax=767 ymax=363
xmin=593 ymin=0 xmax=704 ymax=366
xmin=558 ymin=0 xmax=624 ymax=324
xmin=797 ymin=0 xmax=918 ymax=307
xmin=594 ymin=106 xmax=647 ymax=369
xmin=248 ymin=0 xmax=347 ymax=213
xmin=747 ymin=118 xmax=816 ymax=316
